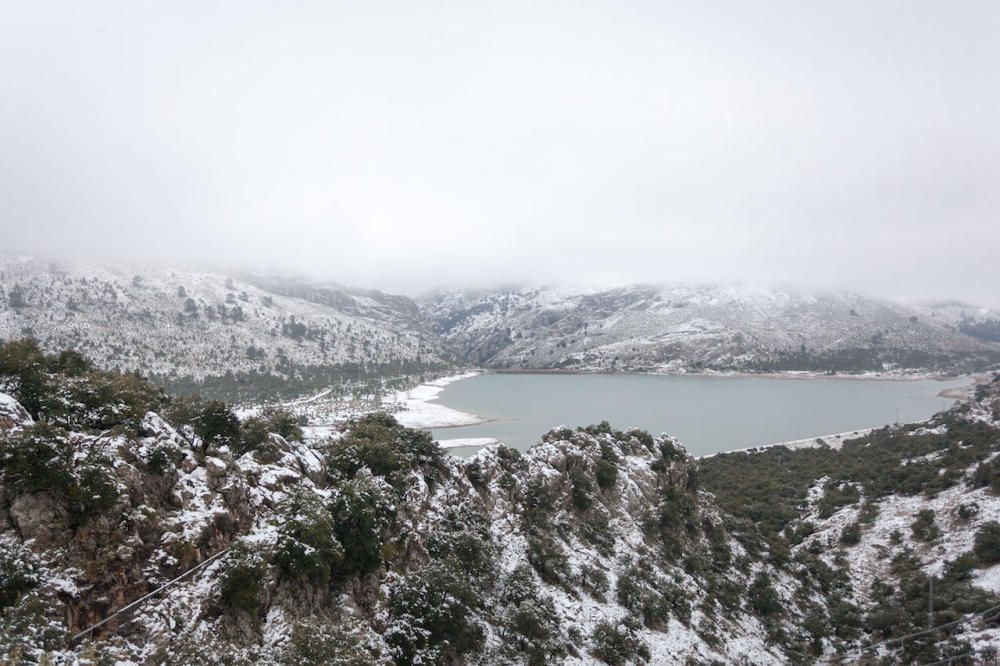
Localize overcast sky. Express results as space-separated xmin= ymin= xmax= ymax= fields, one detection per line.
xmin=1 ymin=1 xmax=998 ymax=305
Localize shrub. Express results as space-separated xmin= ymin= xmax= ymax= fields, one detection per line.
xmin=273 ymin=490 xmax=343 ymax=585
xmin=0 ymin=423 xmax=118 ymax=527
xmin=0 ymin=543 xmax=39 ymax=609
xmin=748 ymin=572 xmax=782 ymax=618
xmin=385 ymin=565 xmax=485 ymax=664
xmin=911 ymin=510 xmax=940 ymax=543
xmin=278 ymin=619 xmax=380 ymax=665
xmin=498 ymin=565 xmax=565 ymax=665
xmin=526 ymin=531 xmax=573 ymax=591
xmin=840 ymin=521 xmax=862 ymax=546
xmin=590 ymin=616 xmax=650 ymax=665
xmin=328 ymin=475 xmax=395 ymax=578
xmin=595 ymin=459 xmax=618 ymax=490
xmin=219 ymin=543 xmax=265 ymax=617
xmin=974 ymin=521 xmax=1000 ymax=565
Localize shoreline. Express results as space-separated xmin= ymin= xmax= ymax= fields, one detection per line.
xmin=491 ymin=367 xmax=979 ymax=383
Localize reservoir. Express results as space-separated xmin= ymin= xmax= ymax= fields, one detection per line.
xmin=429 ymin=372 xmax=968 ymax=457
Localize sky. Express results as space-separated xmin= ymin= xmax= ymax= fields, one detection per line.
xmin=1 ymin=1 xmax=998 ymax=305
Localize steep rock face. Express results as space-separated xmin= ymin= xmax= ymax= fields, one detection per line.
xmin=422 ymin=285 xmax=1000 ymax=373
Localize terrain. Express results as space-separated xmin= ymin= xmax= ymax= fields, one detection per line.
xmin=3 ymin=340 xmax=1000 ymax=664
xmin=422 ymin=285 xmax=1000 ymax=375
xmin=3 ymin=258 xmax=1000 ymax=408
xmin=0 ymin=257 xmax=450 ymax=402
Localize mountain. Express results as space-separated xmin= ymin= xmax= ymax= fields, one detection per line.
xmin=0 ymin=257 xmax=451 ymax=401
xmin=3 ymin=257 xmax=999 ymax=407
xmin=421 ymin=284 xmax=1000 ymax=374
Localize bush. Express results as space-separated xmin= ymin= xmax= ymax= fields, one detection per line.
xmin=974 ymin=521 xmax=1000 ymax=565
xmin=278 ymin=619 xmax=380 ymax=665
xmin=590 ymin=616 xmax=650 ymax=665
xmin=326 ymin=413 xmax=442 ymax=490
xmin=0 ymin=543 xmax=39 ymax=609
xmin=273 ymin=490 xmax=343 ymax=585
xmin=498 ymin=565 xmax=565 ymax=665
xmin=526 ymin=531 xmax=572 ymax=591
xmin=595 ymin=459 xmax=618 ymax=490
xmin=911 ymin=510 xmax=941 ymax=543
xmin=385 ymin=565 xmax=485 ymax=664
xmin=0 ymin=423 xmax=118 ymax=527
xmin=840 ymin=521 xmax=862 ymax=546
xmin=219 ymin=543 xmax=265 ymax=617
xmin=327 ymin=475 xmax=395 ymax=578
xmin=748 ymin=572 xmax=782 ymax=618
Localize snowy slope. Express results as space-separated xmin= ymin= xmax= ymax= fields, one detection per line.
xmin=0 ymin=257 xmax=450 ymax=392
xmin=422 ymin=284 xmax=1000 ymax=373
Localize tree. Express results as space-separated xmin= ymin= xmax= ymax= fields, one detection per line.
xmin=176 ymin=286 xmax=187 ymax=298
xmin=974 ymin=521 xmax=1000 ymax=565
xmin=7 ymin=285 xmax=26 ymax=309
xmin=193 ymin=400 xmax=240 ymax=455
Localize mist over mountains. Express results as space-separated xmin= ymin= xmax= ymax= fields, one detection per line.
xmin=2 ymin=257 xmax=998 ymax=402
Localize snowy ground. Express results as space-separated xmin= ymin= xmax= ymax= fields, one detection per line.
xmin=386 ymin=371 xmax=485 ymax=429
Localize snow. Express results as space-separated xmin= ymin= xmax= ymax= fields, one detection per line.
xmin=436 ymin=437 xmax=499 ymax=449
xmin=387 ymin=372 xmax=485 ymax=429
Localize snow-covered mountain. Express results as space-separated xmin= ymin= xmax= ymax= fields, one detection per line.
xmin=0 ymin=257 xmax=450 ymax=400
xmin=3 ymin=256 xmax=999 ymax=405
xmin=422 ymin=285 xmax=1000 ymax=374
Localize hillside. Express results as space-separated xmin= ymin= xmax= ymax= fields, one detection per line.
xmin=4 ymin=342 xmax=1000 ymax=662
xmin=421 ymin=285 xmax=1000 ymax=374
xmin=0 ymin=257 xmax=451 ymax=401
xmin=700 ymin=374 xmax=1000 ymax=663
xmin=1 ymin=341 xmax=817 ymax=664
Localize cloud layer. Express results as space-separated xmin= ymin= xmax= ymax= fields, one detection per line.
xmin=2 ymin=1 xmax=998 ymax=304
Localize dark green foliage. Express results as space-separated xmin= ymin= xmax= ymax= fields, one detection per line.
xmin=974 ymin=521 xmax=1000 ymax=565
xmin=910 ymin=509 xmax=940 ymax=542
xmin=840 ymin=521 xmax=861 ymax=546
xmin=0 ymin=339 xmax=167 ymax=433
xmin=570 ymin=465 xmax=595 ymax=510
xmin=273 ymin=490 xmax=343 ymax=585
xmin=817 ymin=482 xmax=861 ymax=519
xmin=865 ymin=553 xmax=1000 ymax=663
xmin=426 ymin=508 xmax=495 ymax=580
xmin=590 ymin=616 xmax=650 ymax=665
xmin=219 ymin=543 xmax=265 ymax=617
xmin=644 ymin=486 xmax=699 ymax=559
xmin=747 ymin=572 xmax=782 ymax=618
xmin=578 ymin=508 xmax=616 ymax=556
xmin=595 ymin=458 xmax=618 ymax=490
xmin=278 ymin=619 xmax=380 ymax=665
xmin=326 ymin=413 xmax=442 ymax=490
xmin=0 ymin=543 xmax=39 ymax=609
xmin=578 ymin=563 xmax=610 ymax=602
xmin=0 ymin=422 xmax=118 ymax=527
xmin=498 ymin=565 xmax=566 ymax=665
xmin=526 ymin=531 xmax=573 ymax=591
xmin=385 ymin=565 xmax=485 ymax=664
xmin=193 ymin=400 xmax=240 ymax=455
xmin=616 ymin=560 xmax=692 ymax=628
xmin=700 ymin=417 xmax=1000 ymax=542
xmin=327 ymin=476 xmax=395 ymax=578
xmin=235 ymin=408 xmax=303 ymax=456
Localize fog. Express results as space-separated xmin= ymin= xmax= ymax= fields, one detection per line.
xmin=1 ymin=1 xmax=998 ymax=305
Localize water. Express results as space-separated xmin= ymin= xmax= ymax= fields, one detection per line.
xmin=430 ymin=373 xmax=967 ymax=457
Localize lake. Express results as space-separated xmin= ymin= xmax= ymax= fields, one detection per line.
xmin=430 ymin=372 xmax=968 ymax=457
